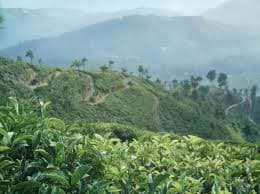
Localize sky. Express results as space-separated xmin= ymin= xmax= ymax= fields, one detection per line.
xmin=0 ymin=0 xmax=228 ymax=14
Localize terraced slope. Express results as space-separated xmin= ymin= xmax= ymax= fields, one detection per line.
xmin=0 ymin=57 xmax=258 ymax=141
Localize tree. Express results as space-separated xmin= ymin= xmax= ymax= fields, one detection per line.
xmin=250 ymin=85 xmax=258 ymax=115
xmin=244 ymin=88 xmax=249 ymax=96
xmin=109 ymin=60 xmax=114 ymax=69
xmin=156 ymin=78 xmax=161 ymax=84
xmin=16 ymin=56 xmax=23 ymax=62
xmin=0 ymin=16 xmax=3 ymax=24
xmin=25 ymin=49 xmax=34 ymax=64
xmin=121 ymin=68 xmax=127 ymax=73
xmin=138 ymin=65 xmax=144 ymax=77
xmin=81 ymin=58 xmax=88 ymax=70
xmin=70 ymin=58 xmax=87 ymax=70
xmin=183 ymin=80 xmax=191 ymax=97
xmin=100 ymin=65 xmax=109 ymax=72
xmin=198 ymin=85 xmax=210 ymax=96
xmin=70 ymin=60 xmax=81 ymax=70
xmin=218 ymin=73 xmax=228 ymax=88
xmin=38 ymin=58 xmax=42 ymax=65
xmin=172 ymin=79 xmax=178 ymax=89
xmin=144 ymin=69 xmax=151 ymax=80
xmin=207 ymin=70 xmax=216 ymax=84
xmin=190 ymin=76 xmax=202 ymax=89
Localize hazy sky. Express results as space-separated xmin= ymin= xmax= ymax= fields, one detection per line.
xmin=0 ymin=0 xmax=228 ymax=14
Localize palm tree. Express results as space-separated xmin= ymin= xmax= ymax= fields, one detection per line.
xmin=138 ymin=65 xmax=144 ymax=77
xmin=16 ymin=56 xmax=23 ymax=62
xmin=25 ymin=50 xmax=34 ymax=64
xmin=250 ymin=85 xmax=258 ymax=115
xmin=207 ymin=70 xmax=216 ymax=84
xmin=109 ymin=60 xmax=114 ymax=69
xmin=100 ymin=65 xmax=109 ymax=72
xmin=81 ymin=58 xmax=88 ymax=70
xmin=217 ymin=73 xmax=228 ymax=88
xmin=121 ymin=68 xmax=127 ymax=73
xmin=38 ymin=58 xmax=42 ymax=65
xmin=70 ymin=60 xmax=81 ymax=70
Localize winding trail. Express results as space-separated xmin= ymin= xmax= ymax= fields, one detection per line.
xmin=83 ymin=74 xmax=95 ymax=101
xmin=225 ymin=96 xmax=257 ymax=125
xmin=28 ymin=71 xmax=61 ymax=90
xmin=87 ymin=76 xmax=132 ymax=105
xmin=153 ymin=96 xmax=164 ymax=131
xmin=247 ymin=97 xmax=257 ymax=126
xmin=225 ymin=97 xmax=246 ymax=116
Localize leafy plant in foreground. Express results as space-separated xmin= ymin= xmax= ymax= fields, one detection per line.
xmin=0 ymin=98 xmax=259 ymax=193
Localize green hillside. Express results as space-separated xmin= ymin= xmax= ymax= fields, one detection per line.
xmin=1 ymin=57 xmax=259 ymax=142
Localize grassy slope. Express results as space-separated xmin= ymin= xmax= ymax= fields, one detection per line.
xmin=0 ymin=57 xmax=254 ymax=141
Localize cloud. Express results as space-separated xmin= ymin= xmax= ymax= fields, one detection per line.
xmin=0 ymin=0 xmax=228 ymax=14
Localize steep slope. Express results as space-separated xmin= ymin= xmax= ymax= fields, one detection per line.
xmin=204 ymin=0 xmax=260 ymax=32
xmin=0 ymin=8 xmax=178 ymax=49
xmin=1 ymin=57 xmax=259 ymax=142
xmin=1 ymin=15 xmax=259 ymax=77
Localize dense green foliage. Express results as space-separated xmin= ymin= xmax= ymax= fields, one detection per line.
xmin=0 ymin=57 xmax=259 ymax=142
xmin=0 ymin=98 xmax=259 ymax=193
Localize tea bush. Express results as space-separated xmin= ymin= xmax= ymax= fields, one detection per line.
xmin=0 ymin=98 xmax=259 ymax=193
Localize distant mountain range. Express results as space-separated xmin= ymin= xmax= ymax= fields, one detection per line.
xmin=0 ymin=7 xmax=178 ymax=49
xmin=204 ymin=0 xmax=260 ymax=32
xmin=1 ymin=15 xmax=259 ymax=79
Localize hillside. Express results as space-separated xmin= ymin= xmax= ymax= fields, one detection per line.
xmin=1 ymin=15 xmax=260 ymax=78
xmin=1 ymin=57 xmax=260 ymax=142
xmin=204 ymin=0 xmax=260 ymax=32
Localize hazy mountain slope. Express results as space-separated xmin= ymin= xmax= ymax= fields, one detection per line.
xmin=204 ymin=0 xmax=260 ymax=32
xmin=0 ymin=8 xmax=178 ymax=49
xmin=1 ymin=15 xmax=259 ymax=77
xmin=1 ymin=57 xmax=257 ymax=141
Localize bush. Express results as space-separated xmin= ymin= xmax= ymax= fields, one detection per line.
xmin=0 ymin=98 xmax=259 ymax=193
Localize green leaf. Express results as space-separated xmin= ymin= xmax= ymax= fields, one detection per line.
xmin=41 ymin=172 xmax=70 ymax=189
xmin=35 ymin=149 xmax=53 ymax=162
xmin=48 ymin=118 xmax=65 ymax=131
xmin=0 ymin=128 xmax=9 ymax=142
xmin=71 ymin=165 xmax=91 ymax=186
xmin=0 ymin=146 xmax=9 ymax=152
xmin=94 ymin=134 xmax=104 ymax=141
xmin=0 ymin=160 xmax=15 ymax=171
xmin=13 ymin=180 xmax=41 ymax=192
xmin=32 ymin=131 xmax=42 ymax=149
xmin=12 ymin=134 xmax=33 ymax=146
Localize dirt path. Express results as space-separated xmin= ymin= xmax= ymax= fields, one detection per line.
xmin=153 ymin=96 xmax=164 ymax=131
xmin=28 ymin=71 xmax=61 ymax=90
xmin=88 ymin=76 xmax=132 ymax=105
xmin=225 ymin=97 xmax=246 ymax=116
xmin=225 ymin=96 xmax=257 ymax=125
xmin=83 ymin=74 xmax=95 ymax=101
xmin=247 ymin=97 xmax=257 ymax=126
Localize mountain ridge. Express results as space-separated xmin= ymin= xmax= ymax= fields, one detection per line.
xmin=1 ymin=15 xmax=259 ymax=77
xmin=0 ymin=7 xmax=178 ymax=49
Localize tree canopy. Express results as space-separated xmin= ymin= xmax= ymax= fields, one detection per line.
xmin=25 ymin=49 xmax=34 ymax=64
